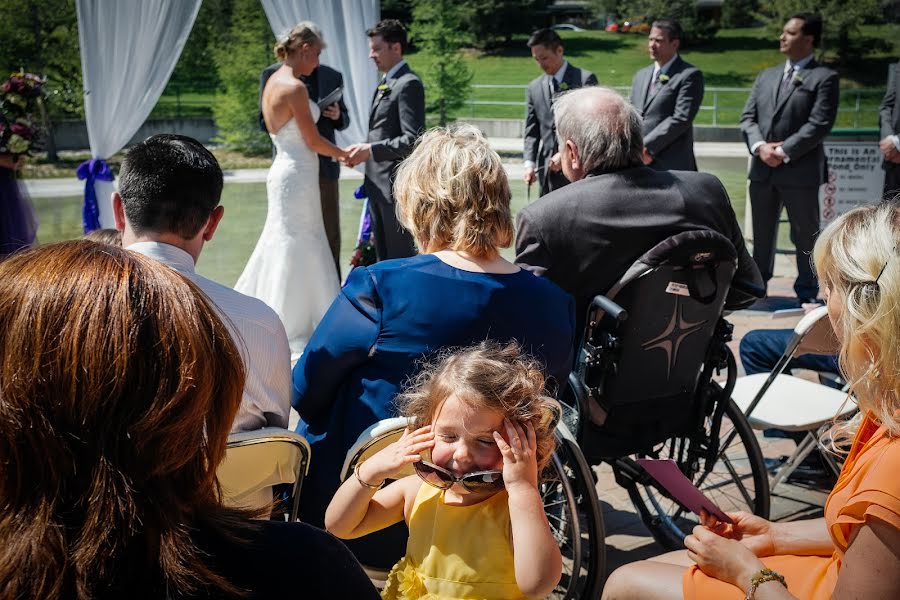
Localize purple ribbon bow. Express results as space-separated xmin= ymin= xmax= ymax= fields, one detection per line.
xmin=76 ymin=158 xmax=114 ymax=233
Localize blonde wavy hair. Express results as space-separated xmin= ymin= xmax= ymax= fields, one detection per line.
xmin=394 ymin=124 xmax=514 ymax=257
xmin=274 ymin=21 xmax=324 ymax=61
xmin=813 ymin=201 xmax=900 ymax=447
xmin=397 ymin=341 xmax=560 ymax=474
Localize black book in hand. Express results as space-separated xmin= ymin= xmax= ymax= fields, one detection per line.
xmin=317 ymin=86 xmax=343 ymax=110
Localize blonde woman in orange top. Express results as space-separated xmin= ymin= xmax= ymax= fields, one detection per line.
xmin=602 ymin=201 xmax=900 ymax=600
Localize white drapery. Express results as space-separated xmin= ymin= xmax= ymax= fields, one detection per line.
xmin=75 ymin=0 xmax=201 ymax=229
xmin=259 ymin=0 xmax=380 ymax=148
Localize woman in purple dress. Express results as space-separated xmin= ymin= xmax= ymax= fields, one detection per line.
xmin=0 ymin=153 xmax=37 ymax=259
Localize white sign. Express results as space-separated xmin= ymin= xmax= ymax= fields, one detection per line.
xmin=819 ymin=142 xmax=885 ymax=227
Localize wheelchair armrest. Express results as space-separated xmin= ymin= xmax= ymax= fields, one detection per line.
xmin=590 ymin=295 xmax=627 ymax=322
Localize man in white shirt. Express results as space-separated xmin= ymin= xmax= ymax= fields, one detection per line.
xmin=112 ymin=134 xmax=291 ymax=433
xmin=523 ymin=28 xmax=597 ymax=196
xmin=740 ymin=13 xmax=839 ymax=304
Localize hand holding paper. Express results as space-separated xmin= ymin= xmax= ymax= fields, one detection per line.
xmin=636 ymin=458 xmax=733 ymax=524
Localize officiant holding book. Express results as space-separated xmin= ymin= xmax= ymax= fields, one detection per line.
xmin=259 ymin=61 xmax=350 ymax=277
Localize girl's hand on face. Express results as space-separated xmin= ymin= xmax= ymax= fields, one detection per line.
xmin=493 ymin=419 xmax=539 ymax=493
xmin=359 ymin=425 xmax=434 ymax=485
xmin=685 ymin=524 xmax=766 ymax=591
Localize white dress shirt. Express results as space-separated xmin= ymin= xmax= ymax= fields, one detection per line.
xmin=383 ymin=59 xmax=407 ymax=80
xmin=127 ymin=242 xmax=292 ymax=433
xmin=652 ymin=54 xmax=678 ymax=85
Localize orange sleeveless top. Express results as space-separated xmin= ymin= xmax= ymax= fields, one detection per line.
xmin=684 ymin=414 xmax=900 ymax=599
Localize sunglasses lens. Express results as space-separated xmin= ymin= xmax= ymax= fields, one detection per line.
xmin=462 ymin=471 xmax=504 ymax=493
xmin=413 ymin=461 xmax=453 ymax=489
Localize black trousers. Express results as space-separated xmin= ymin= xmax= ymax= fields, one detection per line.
xmin=367 ymin=197 xmax=417 ymax=261
xmin=749 ymin=181 xmax=820 ymax=300
xmin=885 ymin=164 xmax=900 ymax=199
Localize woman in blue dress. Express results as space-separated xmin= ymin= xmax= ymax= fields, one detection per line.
xmin=292 ymin=124 xmax=575 ymax=567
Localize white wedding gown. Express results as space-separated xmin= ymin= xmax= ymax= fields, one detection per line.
xmin=235 ymin=101 xmax=340 ymax=361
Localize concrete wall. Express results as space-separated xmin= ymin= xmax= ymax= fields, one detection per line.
xmin=51 ymin=118 xmax=218 ymax=151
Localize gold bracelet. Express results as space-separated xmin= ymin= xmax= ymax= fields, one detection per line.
xmin=745 ymin=568 xmax=786 ymax=600
xmin=354 ymin=463 xmax=384 ymax=490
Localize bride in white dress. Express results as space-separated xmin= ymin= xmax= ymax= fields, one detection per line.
xmin=236 ymin=22 xmax=347 ymax=360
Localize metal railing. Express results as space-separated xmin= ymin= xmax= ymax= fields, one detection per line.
xmin=466 ymin=84 xmax=886 ymax=128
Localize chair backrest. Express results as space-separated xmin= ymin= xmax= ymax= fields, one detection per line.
xmin=340 ymin=417 xmax=412 ymax=482
xmin=572 ymin=230 xmax=738 ymax=460
xmin=792 ymin=305 xmax=840 ymax=357
xmin=218 ymin=428 xmax=311 ymax=521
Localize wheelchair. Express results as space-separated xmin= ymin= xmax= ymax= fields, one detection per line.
xmin=564 ymin=229 xmax=771 ymax=551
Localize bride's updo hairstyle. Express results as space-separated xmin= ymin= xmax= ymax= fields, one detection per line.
xmin=274 ymin=21 xmax=324 ymax=61
xmin=813 ymin=201 xmax=900 ymax=445
xmin=394 ymin=124 xmax=513 ymax=258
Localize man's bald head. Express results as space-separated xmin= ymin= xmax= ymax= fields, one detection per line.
xmin=554 ymin=86 xmax=643 ymax=180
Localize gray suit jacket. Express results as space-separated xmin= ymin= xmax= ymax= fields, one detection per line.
xmin=523 ymin=64 xmax=597 ymax=176
xmin=630 ymin=56 xmax=704 ymax=171
xmin=740 ymin=59 xmax=839 ymax=186
xmin=364 ymin=63 xmax=425 ymax=206
xmin=258 ymin=63 xmax=351 ymax=180
xmin=515 ymin=166 xmax=763 ymax=335
xmin=880 ymin=62 xmax=899 ymax=173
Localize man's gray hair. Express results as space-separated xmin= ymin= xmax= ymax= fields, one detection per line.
xmin=553 ymin=86 xmax=643 ymax=173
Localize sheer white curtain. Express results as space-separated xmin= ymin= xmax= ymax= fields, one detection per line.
xmin=75 ymin=0 xmax=201 ymax=229
xmin=260 ymin=0 xmax=380 ymax=147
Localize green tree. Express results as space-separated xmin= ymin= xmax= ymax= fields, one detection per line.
xmin=759 ymin=0 xmax=882 ymax=59
xmin=722 ymin=0 xmax=760 ymax=28
xmin=469 ymin=0 xmax=550 ymax=47
xmin=411 ymin=0 xmax=474 ymax=126
xmin=211 ymin=0 xmax=272 ymax=153
xmin=618 ymin=0 xmax=720 ymax=45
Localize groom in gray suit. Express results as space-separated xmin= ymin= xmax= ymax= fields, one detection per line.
xmin=523 ymin=28 xmax=597 ymax=196
xmin=347 ymin=19 xmax=425 ymax=260
xmin=630 ymin=19 xmax=704 ymax=171
xmin=740 ymin=12 xmax=839 ymax=303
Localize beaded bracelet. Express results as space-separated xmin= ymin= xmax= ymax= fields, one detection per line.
xmin=745 ymin=568 xmax=786 ymax=600
xmin=354 ymin=463 xmax=384 ymax=490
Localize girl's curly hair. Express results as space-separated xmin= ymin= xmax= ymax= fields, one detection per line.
xmin=396 ymin=340 xmax=560 ymax=473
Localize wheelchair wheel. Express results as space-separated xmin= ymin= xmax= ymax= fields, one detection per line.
xmin=542 ymin=435 xmax=606 ymax=599
xmin=624 ymin=399 xmax=770 ymax=550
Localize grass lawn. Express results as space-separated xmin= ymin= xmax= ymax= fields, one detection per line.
xmin=149 ymin=25 xmax=897 ymax=129
xmin=29 ymin=156 xmax=800 ymax=288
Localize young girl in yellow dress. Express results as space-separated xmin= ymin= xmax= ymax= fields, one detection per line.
xmin=325 ymin=341 xmax=563 ymax=599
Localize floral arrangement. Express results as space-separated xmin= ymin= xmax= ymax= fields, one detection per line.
xmin=0 ymin=71 xmax=46 ymax=157
xmin=350 ymin=184 xmax=378 ymax=269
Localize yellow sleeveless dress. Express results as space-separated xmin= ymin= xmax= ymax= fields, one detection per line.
xmin=381 ymin=483 xmax=526 ymax=600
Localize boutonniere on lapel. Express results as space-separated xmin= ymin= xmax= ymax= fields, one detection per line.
xmin=376 ymin=82 xmax=391 ymax=101
xmin=559 ymin=81 xmax=570 ymax=91
xmin=658 ymin=73 xmax=670 ymax=84
xmin=791 ymin=73 xmax=804 ymax=87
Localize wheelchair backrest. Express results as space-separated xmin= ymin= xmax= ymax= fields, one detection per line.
xmin=574 ymin=230 xmax=737 ymax=459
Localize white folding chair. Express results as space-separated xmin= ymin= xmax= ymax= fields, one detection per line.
xmin=732 ymin=306 xmax=854 ymax=489
xmin=340 ymin=417 xmax=413 ymax=485
xmin=218 ymin=427 xmax=311 ymax=521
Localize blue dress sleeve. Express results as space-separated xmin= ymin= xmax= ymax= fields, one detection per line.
xmin=291 ymin=267 xmax=381 ymax=422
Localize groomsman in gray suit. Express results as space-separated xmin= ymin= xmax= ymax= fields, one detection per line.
xmin=880 ymin=62 xmax=900 ymax=195
xmin=740 ymin=13 xmax=839 ymax=303
xmin=630 ymin=19 xmax=704 ymax=171
xmin=523 ymin=28 xmax=597 ymax=196
xmin=259 ymin=60 xmax=350 ymax=276
xmin=346 ymin=19 xmax=424 ymax=260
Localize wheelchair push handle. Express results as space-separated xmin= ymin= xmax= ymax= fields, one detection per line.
xmin=590 ymin=295 xmax=628 ymax=322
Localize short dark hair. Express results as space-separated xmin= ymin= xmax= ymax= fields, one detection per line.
xmin=527 ymin=28 xmax=563 ymax=50
xmin=790 ymin=12 xmax=823 ymax=47
xmin=118 ymin=134 xmax=223 ymax=239
xmin=367 ymin=19 xmax=408 ymax=53
xmin=651 ymin=19 xmax=683 ymax=43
